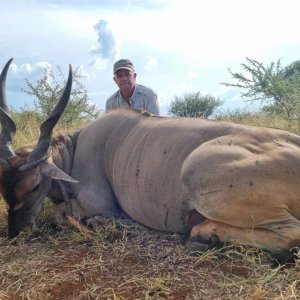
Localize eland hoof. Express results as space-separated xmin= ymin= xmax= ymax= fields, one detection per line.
xmin=186 ymin=234 xmax=223 ymax=253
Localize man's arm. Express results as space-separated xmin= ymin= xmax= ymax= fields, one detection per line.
xmin=147 ymin=92 xmax=160 ymax=115
xmin=105 ymin=101 xmax=110 ymax=112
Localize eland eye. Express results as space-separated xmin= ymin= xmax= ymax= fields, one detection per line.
xmin=31 ymin=183 xmax=40 ymax=193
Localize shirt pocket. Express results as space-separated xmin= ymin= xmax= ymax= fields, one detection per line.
xmin=133 ymin=97 xmax=147 ymax=110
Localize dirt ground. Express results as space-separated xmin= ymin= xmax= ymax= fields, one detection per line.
xmin=1 ymin=215 xmax=300 ymax=300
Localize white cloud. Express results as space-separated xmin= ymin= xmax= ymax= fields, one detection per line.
xmin=12 ymin=62 xmax=52 ymax=75
xmin=90 ymin=57 xmax=109 ymax=70
xmin=186 ymin=71 xmax=198 ymax=80
xmin=145 ymin=56 xmax=158 ymax=70
xmin=105 ymin=0 xmax=300 ymax=65
xmin=91 ymin=19 xmax=119 ymax=63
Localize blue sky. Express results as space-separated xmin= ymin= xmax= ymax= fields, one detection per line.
xmin=1 ymin=0 xmax=300 ymax=115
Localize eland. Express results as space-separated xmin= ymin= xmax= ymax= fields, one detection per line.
xmin=1 ymin=59 xmax=300 ymax=264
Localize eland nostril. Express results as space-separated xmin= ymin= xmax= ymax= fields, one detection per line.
xmin=7 ymin=220 xmax=37 ymax=238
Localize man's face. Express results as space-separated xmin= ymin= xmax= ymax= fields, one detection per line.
xmin=113 ymin=69 xmax=136 ymax=92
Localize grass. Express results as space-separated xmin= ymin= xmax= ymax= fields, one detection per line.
xmin=1 ymin=214 xmax=299 ymax=299
xmin=0 ymin=112 xmax=300 ymax=299
xmin=218 ymin=111 xmax=300 ymax=135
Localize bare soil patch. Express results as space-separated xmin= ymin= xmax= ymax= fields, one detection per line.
xmin=1 ymin=212 xmax=300 ymax=299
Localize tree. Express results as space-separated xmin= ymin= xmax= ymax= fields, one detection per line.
xmin=169 ymin=92 xmax=223 ymax=118
xmin=22 ymin=65 xmax=101 ymax=126
xmin=222 ymin=57 xmax=300 ymax=118
xmin=283 ymin=60 xmax=300 ymax=78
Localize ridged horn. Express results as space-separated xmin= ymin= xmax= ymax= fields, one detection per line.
xmin=19 ymin=64 xmax=73 ymax=169
xmin=0 ymin=58 xmax=16 ymax=158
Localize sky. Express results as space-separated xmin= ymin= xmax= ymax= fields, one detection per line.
xmin=2 ymin=0 xmax=300 ymax=116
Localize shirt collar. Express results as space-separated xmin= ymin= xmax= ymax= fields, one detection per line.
xmin=119 ymin=85 xmax=137 ymax=103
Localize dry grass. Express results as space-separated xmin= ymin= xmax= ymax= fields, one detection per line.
xmin=218 ymin=112 xmax=300 ymax=135
xmin=1 ymin=113 xmax=300 ymax=299
xmin=0 ymin=201 xmax=300 ymax=299
xmin=11 ymin=111 xmax=89 ymax=148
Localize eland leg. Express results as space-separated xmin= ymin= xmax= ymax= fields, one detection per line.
xmin=187 ymin=214 xmax=300 ymax=258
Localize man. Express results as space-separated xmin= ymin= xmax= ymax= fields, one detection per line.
xmin=105 ymin=59 xmax=160 ymax=115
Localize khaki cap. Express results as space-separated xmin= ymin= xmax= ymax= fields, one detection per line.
xmin=113 ymin=59 xmax=135 ymax=74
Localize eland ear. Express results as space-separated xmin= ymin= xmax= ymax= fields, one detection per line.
xmin=40 ymin=163 xmax=79 ymax=183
